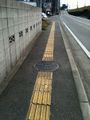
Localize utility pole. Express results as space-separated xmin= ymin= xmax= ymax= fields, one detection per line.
xmin=84 ymin=0 xmax=86 ymax=7
xmin=77 ymin=0 xmax=78 ymax=8
xmin=40 ymin=0 xmax=42 ymax=8
xmin=58 ymin=0 xmax=60 ymax=13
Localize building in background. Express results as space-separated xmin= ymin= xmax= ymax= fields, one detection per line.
xmin=42 ymin=0 xmax=60 ymax=14
xmin=17 ymin=0 xmax=60 ymax=14
xmin=42 ymin=0 xmax=52 ymax=15
xmin=17 ymin=0 xmax=41 ymax=7
xmin=52 ymin=0 xmax=60 ymax=14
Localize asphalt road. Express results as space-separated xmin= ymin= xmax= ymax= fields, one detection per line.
xmin=60 ymin=12 xmax=90 ymax=104
xmin=60 ymin=11 xmax=90 ymax=52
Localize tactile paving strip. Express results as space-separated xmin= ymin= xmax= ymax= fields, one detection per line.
xmin=32 ymin=72 xmax=53 ymax=105
xmin=26 ymin=22 xmax=55 ymax=120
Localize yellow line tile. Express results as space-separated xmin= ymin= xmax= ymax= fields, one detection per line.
xmin=46 ymin=106 xmax=50 ymax=120
xmin=35 ymin=78 xmax=42 ymax=91
xmin=37 ymin=92 xmax=43 ymax=104
xmin=42 ymin=92 xmax=47 ymax=105
xmin=42 ymin=22 xmax=55 ymax=60
xmin=34 ymin=105 xmax=41 ymax=120
xmin=47 ymin=92 xmax=51 ymax=105
xmin=32 ymin=91 xmax=39 ymax=103
xmin=28 ymin=104 xmax=36 ymax=120
xmin=40 ymin=105 xmax=46 ymax=120
xmin=26 ymin=22 xmax=55 ymax=120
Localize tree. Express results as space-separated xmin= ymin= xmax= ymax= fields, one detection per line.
xmin=61 ymin=4 xmax=68 ymax=10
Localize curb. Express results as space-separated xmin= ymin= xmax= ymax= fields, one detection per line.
xmin=58 ymin=18 xmax=90 ymax=120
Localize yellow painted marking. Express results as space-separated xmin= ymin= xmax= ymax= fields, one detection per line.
xmin=26 ymin=22 xmax=55 ymax=120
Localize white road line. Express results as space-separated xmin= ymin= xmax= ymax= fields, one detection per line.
xmin=63 ymin=22 xmax=90 ymax=59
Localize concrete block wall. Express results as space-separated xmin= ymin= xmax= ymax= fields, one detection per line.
xmin=0 ymin=0 xmax=42 ymax=85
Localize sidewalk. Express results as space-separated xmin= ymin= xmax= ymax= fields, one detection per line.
xmin=0 ymin=16 xmax=83 ymax=120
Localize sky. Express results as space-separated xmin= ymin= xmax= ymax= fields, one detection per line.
xmin=61 ymin=0 xmax=90 ymax=9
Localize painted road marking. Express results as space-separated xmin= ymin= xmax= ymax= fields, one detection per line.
xmin=26 ymin=22 xmax=55 ymax=120
xmin=63 ymin=22 xmax=90 ymax=59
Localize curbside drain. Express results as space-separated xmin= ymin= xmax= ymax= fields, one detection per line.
xmin=34 ymin=61 xmax=59 ymax=72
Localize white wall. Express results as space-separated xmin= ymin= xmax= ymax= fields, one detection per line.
xmin=0 ymin=0 xmax=42 ymax=84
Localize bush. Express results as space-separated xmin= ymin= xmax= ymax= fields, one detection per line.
xmin=68 ymin=6 xmax=90 ymax=19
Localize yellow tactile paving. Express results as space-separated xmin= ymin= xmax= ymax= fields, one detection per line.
xmin=46 ymin=106 xmax=50 ymax=120
xmin=36 ymin=72 xmax=53 ymax=80
xmin=26 ymin=22 xmax=55 ymax=120
xmin=42 ymin=22 xmax=55 ymax=61
xmin=34 ymin=105 xmax=41 ymax=120
xmin=34 ymin=72 xmax=52 ymax=92
xmin=32 ymin=91 xmax=39 ymax=103
xmin=47 ymin=92 xmax=51 ymax=105
xmin=31 ymin=72 xmax=52 ymax=105
xmin=37 ymin=92 xmax=43 ymax=104
xmin=40 ymin=105 xmax=47 ymax=120
xmin=28 ymin=104 xmax=36 ymax=119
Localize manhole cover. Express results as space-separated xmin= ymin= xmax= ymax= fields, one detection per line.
xmin=34 ymin=61 xmax=59 ymax=71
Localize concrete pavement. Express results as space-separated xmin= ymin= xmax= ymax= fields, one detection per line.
xmin=0 ymin=17 xmax=83 ymax=120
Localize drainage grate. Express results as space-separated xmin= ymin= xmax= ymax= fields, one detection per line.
xmin=34 ymin=61 xmax=59 ymax=72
